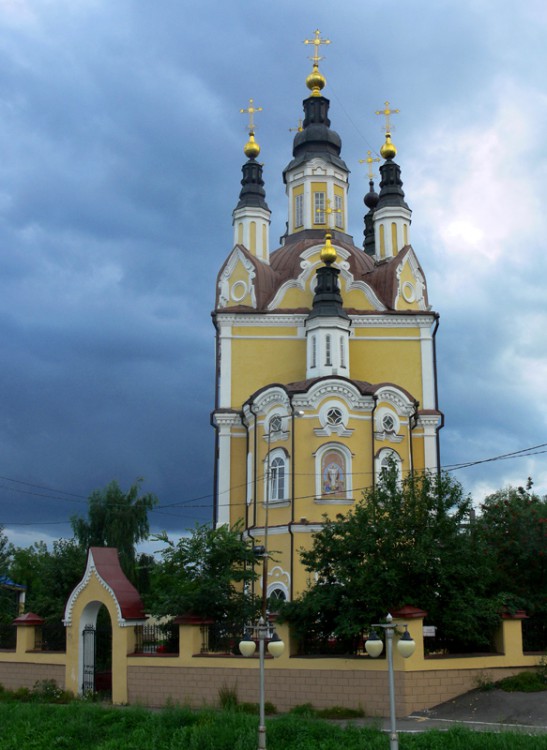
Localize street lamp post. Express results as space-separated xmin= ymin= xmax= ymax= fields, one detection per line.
xmin=365 ymin=613 xmax=416 ymax=750
xmin=261 ymin=409 xmax=304 ymax=614
xmin=239 ymin=618 xmax=284 ymax=750
xmin=239 ymin=410 xmax=302 ymax=750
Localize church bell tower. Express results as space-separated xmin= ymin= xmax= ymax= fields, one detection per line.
xmin=211 ymin=31 xmax=443 ymax=604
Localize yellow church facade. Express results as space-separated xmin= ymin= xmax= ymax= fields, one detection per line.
xmin=212 ymin=35 xmax=442 ymax=604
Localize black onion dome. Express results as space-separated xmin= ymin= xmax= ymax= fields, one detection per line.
xmin=364 ymin=179 xmax=379 ymax=210
xmin=308 ymin=264 xmax=349 ymax=320
xmin=235 ymin=159 xmax=269 ymax=211
xmin=376 ymin=159 xmax=409 ymax=211
xmin=283 ymin=96 xmax=348 ymax=180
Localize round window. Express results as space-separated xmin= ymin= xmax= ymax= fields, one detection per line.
xmin=270 ymin=415 xmax=283 ymax=433
xmin=326 ymin=408 xmax=343 ymax=426
xmin=382 ymin=414 xmax=396 ymax=432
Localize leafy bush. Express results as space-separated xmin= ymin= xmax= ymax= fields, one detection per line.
xmin=496 ymin=671 xmax=547 ymax=692
xmin=316 ymin=705 xmax=365 ymax=719
xmin=289 ymin=703 xmax=364 ymax=719
xmin=218 ymin=682 xmax=239 ymax=710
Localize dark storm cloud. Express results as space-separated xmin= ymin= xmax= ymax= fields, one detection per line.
xmin=1 ymin=0 xmax=546 ymax=547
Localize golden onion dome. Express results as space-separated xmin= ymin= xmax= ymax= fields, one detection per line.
xmin=380 ymin=133 xmax=397 ymax=160
xmin=320 ymin=233 xmax=337 ymax=265
xmin=244 ymin=132 xmax=260 ymax=159
xmin=306 ymin=64 xmax=326 ymax=97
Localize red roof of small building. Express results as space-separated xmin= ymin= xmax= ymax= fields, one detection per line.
xmin=13 ymin=612 xmax=44 ymax=626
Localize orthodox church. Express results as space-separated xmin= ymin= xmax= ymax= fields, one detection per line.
xmin=211 ymin=33 xmax=443 ymax=603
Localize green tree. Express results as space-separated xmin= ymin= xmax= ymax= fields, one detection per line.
xmin=0 ymin=526 xmax=16 ymax=623
xmin=147 ymin=523 xmax=260 ymax=630
xmin=71 ymin=479 xmax=157 ymax=583
xmin=8 ymin=538 xmax=86 ymax=622
xmin=475 ymin=485 xmax=547 ymax=650
xmin=281 ymin=467 xmax=499 ymax=652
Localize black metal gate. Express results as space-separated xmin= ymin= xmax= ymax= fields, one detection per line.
xmin=82 ymin=624 xmax=96 ymax=693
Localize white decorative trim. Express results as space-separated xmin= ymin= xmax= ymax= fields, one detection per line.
xmin=374 ymin=430 xmax=404 ymax=444
xmin=267 ymin=565 xmax=290 ymax=601
xmin=415 ymin=413 xmax=442 ymax=428
xmin=295 ymin=380 xmax=375 ymax=412
xmin=63 ymin=550 xmax=143 ymax=628
xmin=350 ymin=314 xmax=436 ymax=328
xmin=291 ymin=523 xmax=324 ymax=533
xmin=314 ymin=498 xmax=355 ymax=506
xmin=215 ymin=313 xmax=308 ymax=327
xmin=212 ymin=412 xmax=242 ymax=428
xmin=375 ymin=385 xmax=416 ymax=417
xmin=218 ymin=248 xmax=257 ymax=309
xmin=252 ymin=387 xmax=291 ymax=415
xmin=394 ymin=249 xmax=427 ymax=311
xmin=420 ymin=325 xmax=436 ymax=410
xmin=217 ymin=324 xmax=232 ymax=409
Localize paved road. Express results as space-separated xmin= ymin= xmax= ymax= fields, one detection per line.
xmin=366 ymin=689 xmax=547 ymax=735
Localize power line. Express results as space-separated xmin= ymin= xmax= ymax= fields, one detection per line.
xmin=1 ymin=442 xmax=545 ymax=527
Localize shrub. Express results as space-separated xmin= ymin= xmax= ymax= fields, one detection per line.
xmin=218 ymin=682 xmax=239 ymax=710
xmin=316 ymin=705 xmax=365 ymax=719
xmin=496 ymin=671 xmax=547 ymax=692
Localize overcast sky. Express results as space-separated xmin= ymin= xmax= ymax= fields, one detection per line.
xmin=1 ymin=0 xmax=546 ymax=550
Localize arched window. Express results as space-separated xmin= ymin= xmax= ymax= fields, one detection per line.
xmin=325 ymin=334 xmax=332 ymax=366
xmin=270 ymin=456 xmax=285 ymax=501
xmin=264 ymin=448 xmax=289 ymax=504
xmin=375 ymin=448 xmax=402 ymax=483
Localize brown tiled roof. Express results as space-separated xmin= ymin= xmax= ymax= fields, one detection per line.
xmin=215 ymin=235 xmax=431 ymax=314
xmin=243 ymin=376 xmax=418 ymax=405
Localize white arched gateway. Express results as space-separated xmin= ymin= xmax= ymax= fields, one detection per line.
xmin=63 ymin=548 xmax=146 ymax=703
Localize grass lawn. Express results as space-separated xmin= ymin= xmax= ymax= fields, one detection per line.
xmin=0 ymin=702 xmax=546 ymax=750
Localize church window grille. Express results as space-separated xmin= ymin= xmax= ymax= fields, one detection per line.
xmin=382 ymin=414 xmax=395 ymax=432
xmin=270 ymin=414 xmax=283 ymax=434
xmin=340 ymin=337 xmax=345 ymax=368
xmin=314 ymin=192 xmax=326 ymax=224
xmin=311 ymin=335 xmax=317 ymax=368
xmin=326 ymin=408 xmax=343 ymax=426
xmin=334 ymin=195 xmax=343 ymax=228
xmin=325 ymin=335 xmax=332 ymax=366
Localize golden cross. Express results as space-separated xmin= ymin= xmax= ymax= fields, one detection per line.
xmin=303 ymin=29 xmax=331 ymax=65
xmin=359 ymin=151 xmax=381 ymax=180
xmin=289 ymin=119 xmax=303 ymax=133
xmin=375 ymin=101 xmax=399 ymax=134
xmin=240 ymin=98 xmax=263 ymax=133
xmin=316 ymin=198 xmax=341 ymax=227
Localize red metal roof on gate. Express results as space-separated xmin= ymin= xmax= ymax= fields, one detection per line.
xmin=88 ymin=547 xmax=145 ymax=621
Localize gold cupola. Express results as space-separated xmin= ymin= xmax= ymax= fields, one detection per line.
xmin=320 ymin=232 xmax=337 ymax=265
xmin=244 ymin=132 xmax=260 ymax=160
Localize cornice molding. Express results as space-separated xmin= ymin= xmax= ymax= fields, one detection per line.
xmin=350 ymin=313 xmax=436 ymax=328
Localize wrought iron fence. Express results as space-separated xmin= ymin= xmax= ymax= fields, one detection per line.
xmin=200 ymin=622 xmax=242 ymax=654
xmin=134 ymin=621 xmax=179 ymax=655
xmin=0 ymin=623 xmax=15 ymax=650
xmin=295 ymin=631 xmax=368 ymax=657
xmin=523 ymin=616 xmax=547 ymax=653
xmin=34 ymin=621 xmax=66 ymax=651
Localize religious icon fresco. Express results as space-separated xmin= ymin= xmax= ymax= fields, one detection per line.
xmin=322 ymin=450 xmax=346 ymax=497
